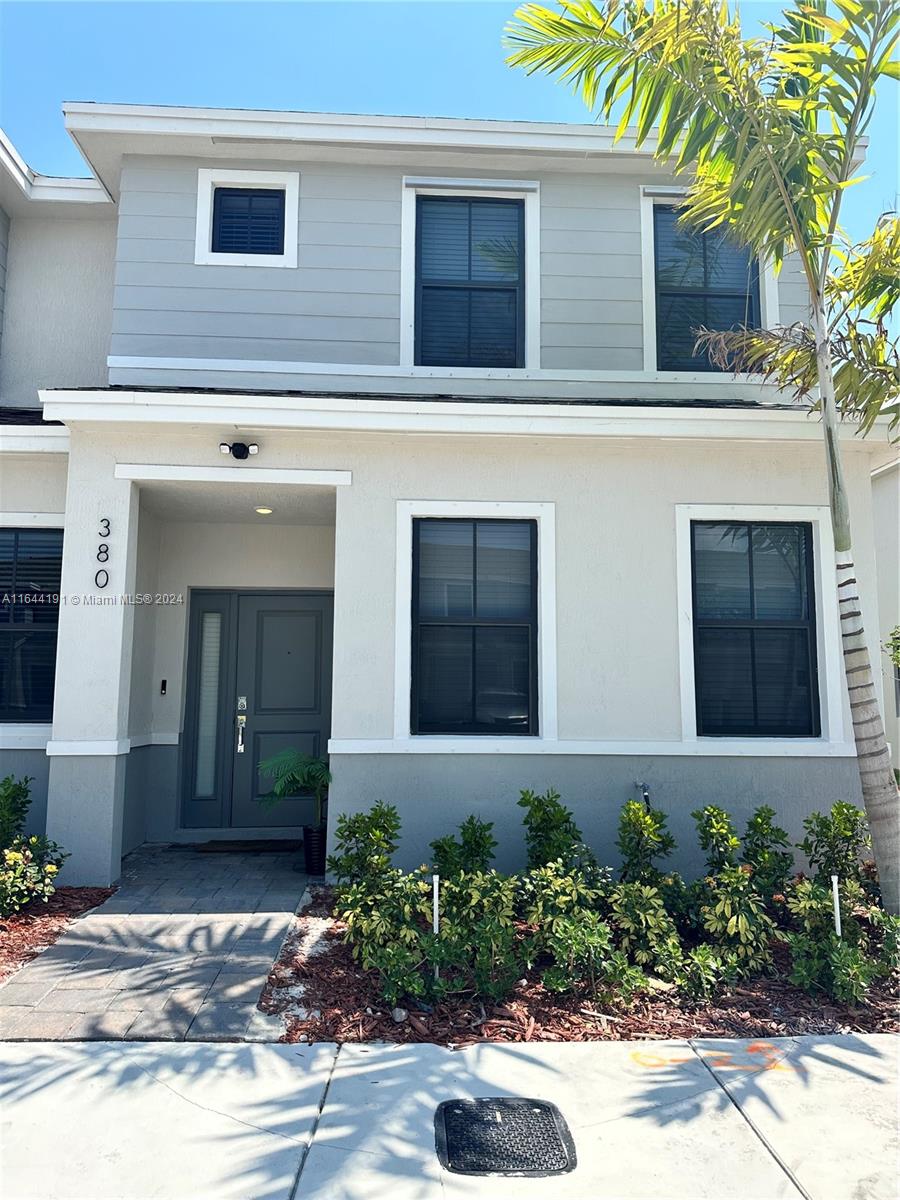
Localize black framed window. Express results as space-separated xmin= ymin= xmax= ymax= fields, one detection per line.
xmin=211 ymin=187 xmax=285 ymax=256
xmin=655 ymin=205 xmax=760 ymax=371
xmin=0 ymin=528 xmax=63 ymax=722
xmin=412 ymin=519 xmax=537 ymax=734
xmin=415 ymin=196 xmax=525 ymax=368
xmin=691 ymin=521 xmax=820 ymax=737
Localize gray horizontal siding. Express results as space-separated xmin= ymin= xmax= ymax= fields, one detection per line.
xmin=111 ymin=156 xmax=403 ymax=367
xmin=777 ymin=253 xmax=810 ymax=327
xmin=111 ymin=158 xmax=657 ymax=373
xmin=0 ymin=205 xmax=9 ymax=356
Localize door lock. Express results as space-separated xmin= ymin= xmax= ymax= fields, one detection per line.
xmin=236 ymin=713 xmax=246 ymax=754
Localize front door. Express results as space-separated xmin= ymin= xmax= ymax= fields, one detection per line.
xmin=182 ymin=591 xmax=333 ymax=830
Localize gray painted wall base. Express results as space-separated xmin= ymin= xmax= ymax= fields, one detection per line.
xmin=0 ymin=749 xmax=50 ymax=836
xmin=46 ymin=754 xmax=127 ymax=886
xmin=327 ymin=753 xmax=863 ymax=878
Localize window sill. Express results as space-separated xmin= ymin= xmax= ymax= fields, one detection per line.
xmin=0 ymin=723 xmax=53 ymax=750
xmin=329 ymin=737 xmax=857 ymax=757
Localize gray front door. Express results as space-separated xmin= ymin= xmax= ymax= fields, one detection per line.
xmin=182 ymin=591 xmax=333 ymax=830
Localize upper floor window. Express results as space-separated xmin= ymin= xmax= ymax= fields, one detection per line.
xmin=412 ymin=518 xmax=537 ymax=734
xmin=211 ymin=187 xmax=285 ymax=257
xmin=0 ymin=528 xmax=63 ymax=723
xmin=654 ymin=205 xmax=760 ymax=372
xmin=691 ymin=521 xmax=819 ymax=737
xmin=194 ymin=169 xmax=299 ymax=268
xmin=415 ymin=196 xmax=525 ymax=368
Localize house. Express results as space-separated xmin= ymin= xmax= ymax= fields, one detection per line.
xmin=0 ymin=103 xmax=896 ymax=886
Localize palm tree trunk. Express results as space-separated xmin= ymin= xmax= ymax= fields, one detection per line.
xmin=814 ymin=309 xmax=900 ymax=912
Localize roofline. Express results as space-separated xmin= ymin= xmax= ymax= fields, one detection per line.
xmin=0 ymin=128 xmax=110 ymax=206
xmin=62 ymin=101 xmax=654 ymax=156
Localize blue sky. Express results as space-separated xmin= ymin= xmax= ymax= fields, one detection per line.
xmin=0 ymin=1 xmax=896 ymax=244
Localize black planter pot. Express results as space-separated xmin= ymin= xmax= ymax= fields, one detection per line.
xmin=303 ymin=825 xmax=327 ymax=876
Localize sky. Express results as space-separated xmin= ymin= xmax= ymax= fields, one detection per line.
xmin=0 ymin=0 xmax=897 ymax=246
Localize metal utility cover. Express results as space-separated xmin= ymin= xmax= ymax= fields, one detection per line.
xmin=434 ymin=1097 xmax=577 ymax=1177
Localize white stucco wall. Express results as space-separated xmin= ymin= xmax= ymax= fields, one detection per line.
xmin=0 ymin=216 xmax=116 ymax=407
xmin=872 ymin=465 xmax=900 ymax=761
xmin=0 ymin=452 xmax=68 ymax=513
xmin=41 ymin=422 xmax=883 ymax=755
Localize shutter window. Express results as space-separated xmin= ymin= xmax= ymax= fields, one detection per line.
xmin=211 ymin=187 xmax=285 ymax=256
xmin=416 ymin=196 xmax=525 ymax=367
xmin=0 ymin=528 xmax=64 ymax=722
xmin=691 ymin=521 xmax=820 ymax=737
xmin=655 ymin=205 xmax=760 ymax=371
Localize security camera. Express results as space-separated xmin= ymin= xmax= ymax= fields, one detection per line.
xmin=219 ymin=441 xmax=260 ymax=460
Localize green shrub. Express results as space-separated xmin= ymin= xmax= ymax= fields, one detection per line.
xmin=430 ymin=815 xmax=497 ymax=877
xmin=338 ymin=868 xmax=432 ymax=959
xmin=692 ymin=805 xmax=740 ymax=873
xmin=699 ymin=866 xmax=775 ymax=976
xmin=431 ymin=871 xmax=521 ymax=1002
xmin=742 ymin=806 xmax=794 ymax=899
xmin=0 ymin=835 xmax=67 ymax=917
xmin=785 ymin=931 xmax=879 ymax=1004
xmin=799 ymin=801 xmax=870 ymax=885
xmin=542 ymin=911 xmax=646 ymax=1003
xmin=673 ymin=943 xmax=738 ymax=1003
xmin=868 ymin=908 xmax=900 ymax=977
xmin=0 ymin=775 xmax=32 ymax=851
xmin=609 ymin=882 xmax=681 ymax=975
xmin=616 ymin=799 xmax=676 ymax=882
xmin=517 ymin=788 xmax=592 ymax=870
xmin=327 ymin=801 xmax=401 ymax=889
xmin=518 ymin=859 xmax=602 ymax=948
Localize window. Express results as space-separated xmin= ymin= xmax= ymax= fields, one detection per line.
xmin=654 ymin=205 xmax=760 ymax=372
xmin=211 ymin=187 xmax=285 ymax=256
xmin=0 ymin=528 xmax=63 ymax=722
xmin=411 ymin=518 xmax=537 ymax=734
xmin=691 ymin=521 xmax=819 ymax=737
xmin=194 ymin=169 xmax=299 ymax=267
xmin=415 ymin=196 xmax=525 ymax=368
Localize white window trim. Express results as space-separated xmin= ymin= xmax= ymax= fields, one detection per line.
xmin=194 ymin=168 xmax=299 ymax=268
xmin=675 ymin=503 xmax=847 ymax=751
xmin=393 ymin=500 xmax=557 ymax=744
xmin=399 ymin=176 xmax=541 ymax=369
xmin=640 ymin=188 xmax=779 ymax=373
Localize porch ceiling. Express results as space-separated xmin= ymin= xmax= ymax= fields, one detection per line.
xmin=137 ymin=479 xmax=336 ymax=525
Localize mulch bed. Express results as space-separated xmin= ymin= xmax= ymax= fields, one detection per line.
xmin=0 ymin=887 xmax=116 ymax=983
xmin=259 ymin=889 xmax=900 ymax=1045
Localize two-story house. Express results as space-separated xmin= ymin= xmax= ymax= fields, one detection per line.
xmin=0 ymin=103 xmax=896 ymax=885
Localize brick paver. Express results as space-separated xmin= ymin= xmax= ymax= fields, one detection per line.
xmin=0 ymin=845 xmax=307 ymax=1042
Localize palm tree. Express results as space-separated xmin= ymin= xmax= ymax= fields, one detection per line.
xmin=506 ymin=0 xmax=900 ymax=909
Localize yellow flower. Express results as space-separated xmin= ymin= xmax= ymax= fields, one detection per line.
xmin=46 ymin=864 xmax=58 ymax=874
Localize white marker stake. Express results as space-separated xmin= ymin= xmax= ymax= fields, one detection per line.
xmin=831 ymin=874 xmax=842 ymax=938
xmin=432 ymin=874 xmax=440 ymax=981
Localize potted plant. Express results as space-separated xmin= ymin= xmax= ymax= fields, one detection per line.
xmin=257 ymin=750 xmax=331 ymax=875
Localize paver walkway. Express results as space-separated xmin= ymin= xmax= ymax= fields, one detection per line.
xmin=0 ymin=844 xmax=308 ymax=1042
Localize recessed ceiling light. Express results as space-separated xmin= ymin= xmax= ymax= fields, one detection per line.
xmin=255 ymin=506 xmax=274 ymax=515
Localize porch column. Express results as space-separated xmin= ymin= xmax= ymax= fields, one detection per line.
xmin=45 ymin=433 xmax=140 ymax=885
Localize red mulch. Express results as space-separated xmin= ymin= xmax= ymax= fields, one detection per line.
xmin=0 ymin=887 xmax=116 ymax=983
xmin=259 ymin=889 xmax=900 ymax=1046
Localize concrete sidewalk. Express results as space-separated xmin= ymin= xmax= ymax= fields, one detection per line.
xmin=0 ymin=1034 xmax=896 ymax=1200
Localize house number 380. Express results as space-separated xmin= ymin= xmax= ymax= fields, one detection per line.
xmin=95 ymin=518 xmax=111 ymax=588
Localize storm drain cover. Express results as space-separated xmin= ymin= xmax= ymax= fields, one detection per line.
xmin=434 ymin=1097 xmax=577 ymax=1177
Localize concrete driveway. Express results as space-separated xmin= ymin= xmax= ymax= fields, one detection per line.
xmin=0 ymin=1034 xmax=896 ymax=1200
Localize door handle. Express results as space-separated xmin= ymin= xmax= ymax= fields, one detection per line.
xmin=236 ymin=714 xmax=246 ymax=754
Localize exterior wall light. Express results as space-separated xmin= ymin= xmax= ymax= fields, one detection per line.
xmin=255 ymin=507 xmax=274 ymax=515
xmin=219 ymin=442 xmax=260 ymax=460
